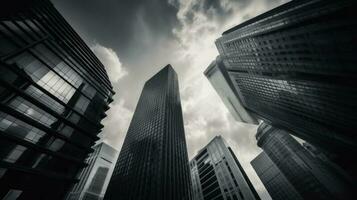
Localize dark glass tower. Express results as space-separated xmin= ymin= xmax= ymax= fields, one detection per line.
xmin=104 ymin=65 xmax=192 ymax=200
xmin=215 ymin=0 xmax=357 ymax=164
xmin=0 ymin=0 xmax=114 ymax=199
xmin=255 ymin=123 xmax=352 ymax=200
xmin=251 ymin=152 xmax=303 ymax=200
xmin=190 ymin=136 xmax=260 ymax=200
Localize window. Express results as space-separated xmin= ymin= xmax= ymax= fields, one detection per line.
xmin=2 ymin=189 xmax=23 ymax=200
xmin=74 ymin=95 xmax=90 ymax=114
xmin=5 ymin=145 xmax=27 ymax=163
xmin=9 ymin=97 xmax=56 ymax=127
xmin=0 ymin=168 xmax=7 ymax=179
xmin=10 ymin=52 xmax=76 ymax=103
xmin=0 ymin=112 xmax=46 ymax=144
xmin=48 ymin=139 xmax=65 ymax=152
xmin=37 ymin=70 xmax=75 ymax=103
xmin=82 ymin=84 xmax=96 ymax=99
xmin=25 ymin=85 xmax=65 ymax=114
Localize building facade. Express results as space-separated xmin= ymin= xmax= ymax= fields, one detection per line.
xmin=190 ymin=136 xmax=260 ymax=200
xmin=251 ymin=152 xmax=303 ymax=200
xmin=66 ymin=142 xmax=117 ymax=200
xmin=204 ymin=56 xmax=258 ymax=125
xmin=215 ymin=0 xmax=357 ymax=160
xmin=0 ymin=0 xmax=114 ymax=199
xmin=104 ymin=65 xmax=192 ymax=200
xmin=255 ymin=123 xmax=352 ymax=200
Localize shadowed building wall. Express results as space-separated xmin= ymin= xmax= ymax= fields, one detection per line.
xmin=215 ymin=0 xmax=357 ymax=178
xmin=0 ymin=0 xmax=114 ymax=199
xmin=251 ymin=152 xmax=303 ymax=200
xmin=254 ymin=123 xmax=353 ymax=200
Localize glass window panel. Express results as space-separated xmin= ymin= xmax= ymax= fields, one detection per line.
xmin=0 ymin=168 xmax=7 ymax=179
xmin=48 ymin=139 xmax=65 ymax=152
xmin=83 ymin=84 xmax=96 ymax=99
xmin=9 ymin=53 xmax=76 ymax=104
xmin=5 ymin=145 xmax=27 ymax=163
xmin=0 ymin=117 xmax=12 ymax=130
xmin=58 ymin=123 xmax=74 ymax=138
xmin=25 ymin=85 xmax=65 ymax=114
xmin=2 ymin=189 xmax=23 ymax=200
xmin=0 ymin=112 xmax=47 ymax=144
xmin=32 ymin=153 xmax=46 ymax=168
xmin=68 ymin=112 xmax=80 ymax=124
xmin=8 ymin=97 xmax=56 ymax=127
xmin=74 ymin=95 xmax=90 ymax=114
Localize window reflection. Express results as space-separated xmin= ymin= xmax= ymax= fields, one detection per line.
xmin=75 ymin=95 xmax=90 ymax=114
xmin=0 ymin=168 xmax=7 ymax=179
xmin=37 ymin=70 xmax=75 ymax=103
xmin=10 ymin=52 xmax=76 ymax=104
xmin=5 ymin=145 xmax=27 ymax=163
xmin=48 ymin=139 xmax=65 ymax=152
xmin=25 ymin=85 xmax=65 ymax=114
xmin=8 ymin=96 xmax=56 ymax=127
xmin=0 ymin=112 xmax=46 ymax=144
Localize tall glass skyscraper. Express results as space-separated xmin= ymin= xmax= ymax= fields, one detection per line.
xmin=0 ymin=0 xmax=114 ymax=199
xmin=66 ymin=142 xmax=117 ymax=200
xmin=215 ymin=0 xmax=357 ymax=163
xmin=251 ymin=152 xmax=303 ymax=200
xmin=255 ymin=123 xmax=352 ymax=200
xmin=190 ymin=136 xmax=260 ymax=200
xmin=104 ymin=65 xmax=192 ymax=200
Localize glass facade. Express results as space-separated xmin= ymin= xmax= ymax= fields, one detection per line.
xmin=204 ymin=56 xmax=258 ymax=125
xmin=0 ymin=0 xmax=114 ymax=199
xmin=215 ymin=0 xmax=357 ymax=157
xmin=190 ymin=136 xmax=260 ymax=200
xmin=104 ymin=65 xmax=192 ymax=200
xmin=251 ymin=152 xmax=303 ymax=200
xmin=255 ymin=123 xmax=353 ymax=200
xmin=66 ymin=142 xmax=117 ymax=200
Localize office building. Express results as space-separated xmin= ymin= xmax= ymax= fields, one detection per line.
xmin=255 ymin=123 xmax=352 ymax=200
xmin=104 ymin=65 xmax=192 ymax=200
xmin=0 ymin=0 xmax=114 ymax=199
xmin=190 ymin=136 xmax=260 ymax=200
xmin=251 ymin=152 xmax=303 ymax=200
xmin=215 ymin=0 xmax=357 ymax=163
xmin=204 ymin=56 xmax=258 ymax=124
xmin=66 ymin=142 xmax=117 ymax=200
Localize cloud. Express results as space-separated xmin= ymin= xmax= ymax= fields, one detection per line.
xmin=100 ymin=99 xmax=134 ymax=150
xmin=91 ymin=43 xmax=128 ymax=82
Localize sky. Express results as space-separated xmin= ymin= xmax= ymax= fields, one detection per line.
xmin=52 ymin=0 xmax=288 ymax=199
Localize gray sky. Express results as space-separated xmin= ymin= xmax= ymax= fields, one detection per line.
xmin=52 ymin=0 xmax=289 ymax=199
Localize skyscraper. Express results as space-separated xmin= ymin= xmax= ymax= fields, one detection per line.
xmin=251 ymin=152 xmax=303 ymax=200
xmin=215 ymin=0 xmax=357 ymax=165
xmin=104 ymin=65 xmax=192 ymax=200
xmin=255 ymin=123 xmax=352 ymax=200
xmin=190 ymin=136 xmax=260 ymax=200
xmin=66 ymin=142 xmax=117 ymax=200
xmin=204 ymin=56 xmax=258 ymax=125
xmin=0 ymin=0 xmax=114 ymax=199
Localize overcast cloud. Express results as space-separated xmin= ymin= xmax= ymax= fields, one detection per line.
xmin=52 ymin=0 xmax=289 ymax=199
